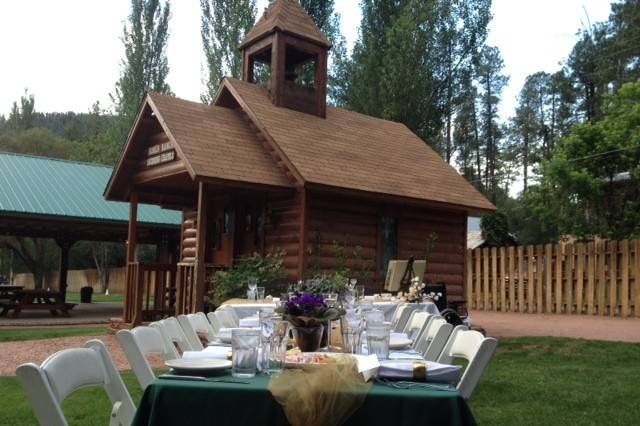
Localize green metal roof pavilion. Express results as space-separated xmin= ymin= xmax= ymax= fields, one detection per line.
xmin=0 ymin=151 xmax=180 ymax=243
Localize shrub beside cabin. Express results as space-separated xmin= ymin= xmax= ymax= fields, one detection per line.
xmin=105 ymin=0 xmax=494 ymax=324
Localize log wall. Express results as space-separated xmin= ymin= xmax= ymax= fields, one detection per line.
xmin=264 ymin=192 xmax=302 ymax=278
xmin=305 ymin=192 xmax=467 ymax=295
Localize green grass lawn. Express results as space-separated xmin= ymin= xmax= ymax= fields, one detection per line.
xmin=65 ymin=291 xmax=125 ymax=303
xmin=0 ymin=337 xmax=638 ymax=425
xmin=0 ymin=326 xmax=109 ymax=343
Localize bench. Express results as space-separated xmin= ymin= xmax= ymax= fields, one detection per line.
xmin=0 ymin=290 xmax=76 ymax=318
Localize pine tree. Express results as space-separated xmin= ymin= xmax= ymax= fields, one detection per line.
xmin=200 ymin=0 xmax=256 ymax=103
xmin=7 ymin=89 xmax=35 ymax=131
xmin=112 ymin=0 xmax=172 ymax=125
xmin=476 ymin=46 xmax=509 ymax=202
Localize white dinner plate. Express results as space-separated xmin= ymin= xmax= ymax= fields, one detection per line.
xmin=389 ymin=338 xmax=413 ymax=350
xmin=165 ymin=358 xmax=231 ymax=373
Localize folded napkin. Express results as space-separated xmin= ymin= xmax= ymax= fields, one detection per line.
xmin=239 ymin=317 xmax=260 ymax=328
xmin=378 ymin=360 xmax=463 ymax=383
xmin=387 ymin=351 xmax=424 ymax=360
xmin=182 ymin=345 xmax=231 ymax=361
xmin=390 ymin=332 xmax=409 ymax=340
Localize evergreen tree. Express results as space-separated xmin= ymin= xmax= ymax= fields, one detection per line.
xmin=112 ymin=0 xmax=172 ymax=124
xmin=200 ymin=0 xmax=256 ymax=103
xmin=7 ymin=89 xmax=35 ymax=131
xmin=340 ymin=0 xmax=491 ymax=152
xmin=476 ymin=45 xmax=509 ymax=202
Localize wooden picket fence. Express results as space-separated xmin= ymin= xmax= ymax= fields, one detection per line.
xmin=466 ymin=240 xmax=640 ymax=317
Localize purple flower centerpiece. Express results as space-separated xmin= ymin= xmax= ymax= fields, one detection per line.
xmin=276 ymin=291 xmax=345 ymax=352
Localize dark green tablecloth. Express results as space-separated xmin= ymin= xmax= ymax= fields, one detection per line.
xmin=133 ymin=374 xmax=477 ymax=426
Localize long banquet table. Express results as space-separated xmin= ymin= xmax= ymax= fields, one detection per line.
xmin=222 ymin=299 xmax=439 ymax=321
xmin=132 ymin=373 xmax=477 ymax=426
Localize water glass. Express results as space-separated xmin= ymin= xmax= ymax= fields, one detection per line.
xmin=364 ymin=309 xmax=385 ymax=326
xmin=247 ymin=289 xmax=256 ymax=301
xmin=366 ymin=323 xmax=391 ymax=360
xmin=356 ymin=285 xmax=365 ymax=300
xmin=232 ymin=329 xmax=260 ymax=378
xmin=257 ymin=286 xmax=266 ymax=301
xmin=340 ymin=317 xmax=363 ymax=354
xmin=267 ymin=320 xmax=290 ymax=374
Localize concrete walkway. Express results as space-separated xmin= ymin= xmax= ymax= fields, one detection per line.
xmin=471 ymin=310 xmax=640 ymax=343
xmin=0 ymin=302 xmax=122 ymax=327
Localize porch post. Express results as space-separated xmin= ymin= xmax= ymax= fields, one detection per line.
xmin=56 ymin=238 xmax=74 ymax=302
xmin=125 ymin=192 xmax=138 ymax=323
xmin=193 ymin=182 xmax=208 ymax=312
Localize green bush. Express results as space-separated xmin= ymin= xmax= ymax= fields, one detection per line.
xmin=208 ymin=250 xmax=286 ymax=307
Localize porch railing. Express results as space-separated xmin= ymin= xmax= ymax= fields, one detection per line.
xmin=126 ymin=262 xmax=178 ymax=324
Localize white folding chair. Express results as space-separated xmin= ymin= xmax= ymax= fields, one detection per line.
xmin=206 ymin=311 xmax=223 ymax=334
xmin=392 ymin=303 xmax=420 ymax=332
xmin=215 ymin=307 xmax=238 ymax=328
xmin=437 ymin=329 xmax=498 ymax=399
xmin=402 ymin=311 xmax=433 ymax=341
xmin=415 ymin=317 xmax=455 ymax=361
xmin=151 ymin=317 xmax=194 ymax=355
xmin=177 ymin=313 xmax=217 ymax=350
xmin=117 ymin=326 xmax=174 ymax=390
xmin=16 ymin=339 xmax=136 ymax=426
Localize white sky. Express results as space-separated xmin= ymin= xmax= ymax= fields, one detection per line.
xmin=0 ymin=0 xmax=611 ymax=118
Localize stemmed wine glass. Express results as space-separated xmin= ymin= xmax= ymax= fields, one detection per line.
xmin=248 ymin=278 xmax=258 ymax=301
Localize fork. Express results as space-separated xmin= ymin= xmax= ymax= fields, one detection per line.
xmin=375 ymin=377 xmax=456 ymax=392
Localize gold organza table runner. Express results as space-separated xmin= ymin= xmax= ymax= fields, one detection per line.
xmin=268 ymin=355 xmax=372 ymax=426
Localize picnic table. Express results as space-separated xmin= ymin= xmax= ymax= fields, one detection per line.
xmin=0 ymin=289 xmax=75 ymax=317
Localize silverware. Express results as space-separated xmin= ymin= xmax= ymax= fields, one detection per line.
xmin=375 ymin=377 xmax=456 ymax=392
xmin=158 ymin=374 xmax=249 ymax=384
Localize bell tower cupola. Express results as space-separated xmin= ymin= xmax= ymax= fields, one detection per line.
xmin=239 ymin=0 xmax=331 ymax=118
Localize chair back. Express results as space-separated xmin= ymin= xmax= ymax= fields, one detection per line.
xmin=215 ymin=307 xmax=238 ymax=328
xmin=437 ymin=329 xmax=498 ymax=399
xmin=116 ymin=326 xmax=170 ymax=390
xmin=392 ymin=303 xmax=420 ymax=332
xmin=402 ymin=311 xmax=432 ymax=341
xmin=16 ymin=340 xmax=135 ymax=426
xmin=151 ymin=317 xmax=193 ymax=355
xmin=415 ymin=317 xmax=454 ymax=361
xmin=216 ymin=305 xmax=240 ymax=327
xmin=206 ymin=311 xmax=223 ymax=333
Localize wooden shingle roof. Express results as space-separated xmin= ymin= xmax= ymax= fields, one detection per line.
xmin=239 ymin=0 xmax=331 ymax=49
xmin=147 ymin=93 xmax=292 ymax=189
xmin=221 ymin=78 xmax=495 ymax=212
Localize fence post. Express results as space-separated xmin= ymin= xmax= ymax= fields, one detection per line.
xmin=634 ymin=240 xmax=640 ymax=317
xmin=499 ymin=247 xmax=506 ymax=312
xmin=565 ymin=244 xmax=573 ymax=314
xmin=545 ymin=244 xmax=553 ymax=314
xmin=483 ymin=248 xmax=489 ymax=310
xmin=575 ymin=243 xmax=584 ymax=314
xmin=609 ymin=240 xmax=618 ymax=317
xmin=535 ymin=245 xmax=543 ymax=313
xmin=620 ymin=240 xmax=629 ymax=318
xmin=491 ymin=247 xmax=498 ymax=311
xmin=587 ymin=242 xmax=595 ymax=315
xmin=508 ymin=246 xmax=516 ymax=312
xmin=517 ymin=246 xmax=524 ymax=313
xmin=598 ymin=240 xmax=607 ymax=316
xmin=527 ymin=245 xmax=534 ymax=313
xmin=555 ymin=244 xmax=564 ymax=314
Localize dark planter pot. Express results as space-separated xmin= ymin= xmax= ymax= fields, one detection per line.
xmin=292 ymin=325 xmax=324 ymax=352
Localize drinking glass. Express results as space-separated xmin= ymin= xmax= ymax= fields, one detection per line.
xmin=348 ymin=278 xmax=357 ymax=291
xmin=232 ymin=329 xmax=260 ymax=378
xmin=340 ymin=316 xmax=363 ymax=354
xmin=267 ymin=320 xmax=290 ymax=374
xmin=363 ymin=309 xmax=385 ymax=326
xmin=247 ymin=289 xmax=256 ymax=301
xmin=356 ymin=285 xmax=365 ymax=300
xmin=257 ymin=286 xmax=266 ymax=302
xmin=248 ymin=278 xmax=258 ymax=300
xmin=366 ymin=323 xmax=391 ymax=360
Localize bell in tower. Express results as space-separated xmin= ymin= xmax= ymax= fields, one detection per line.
xmin=238 ymin=0 xmax=331 ymax=118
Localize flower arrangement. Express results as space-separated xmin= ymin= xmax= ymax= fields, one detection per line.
xmin=405 ymin=277 xmax=426 ymax=303
xmin=276 ymin=291 xmax=345 ymax=328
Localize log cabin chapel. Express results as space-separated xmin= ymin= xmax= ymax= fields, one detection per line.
xmin=105 ymin=0 xmax=494 ymax=325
